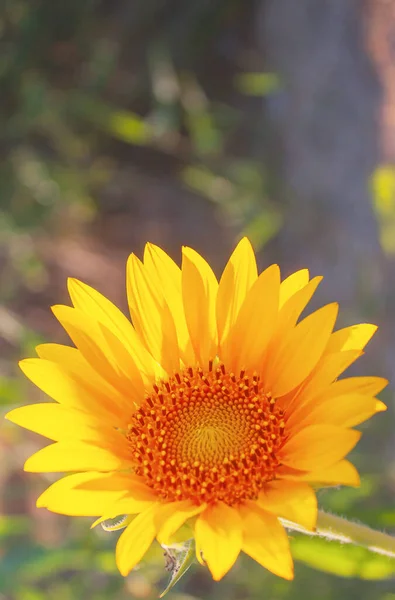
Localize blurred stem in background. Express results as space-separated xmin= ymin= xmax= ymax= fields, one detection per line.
xmin=285 ymin=511 xmax=395 ymax=559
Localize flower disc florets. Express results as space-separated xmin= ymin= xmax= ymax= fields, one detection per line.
xmin=127 ymin=362 xmax=286 ymax=505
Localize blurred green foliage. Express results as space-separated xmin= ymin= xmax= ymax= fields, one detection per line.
xmin=1 ymin=1 xmax=394 ymax=600
xmin=371 ymin=166 xmax=395 ymax=255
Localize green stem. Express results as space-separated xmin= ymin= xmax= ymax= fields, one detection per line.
xmin=316 ymin=510 xmax=395 ymax=558
xmin=281 ymin=510 xmax=395 ymax=559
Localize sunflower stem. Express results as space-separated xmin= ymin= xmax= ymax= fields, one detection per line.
xmin=283 ymin=510 xmax=395 ymax=559
xmin=315 ymin=510 xmax=395 ymax=558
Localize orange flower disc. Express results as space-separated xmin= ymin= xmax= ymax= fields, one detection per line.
xmin=128 ymin=363 xmax=285 ymax=505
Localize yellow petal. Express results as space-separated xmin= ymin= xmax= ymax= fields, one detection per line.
xmin=287 ymin=393 xmax=379 ymax=431
xmin=35 ymin=343 xmax=129 ymax=408
xmin=116 ymin=504 xmax=161 ymax=576
xmin=100 ymin=492 xmax=159 ymax=519
xmin=216 ymin=237 xmax=257 ymax=344
xmin=19 ymin=357 xmax=125 ymax=424
xmin=51 ymin=305 xmax=144 ymax=403
xmin=376 ymin=400 xmax=387 ymax=412
xmin=181 ymin=247 xmax=218 ymax=368
xmin=279 ymin=269 xmax=309 ymax=308
xmin=86 ymin=482 xmax=159 ymax=528
xmin=156 ymin=500 xmax=206 ymax=545
xmin=267 ymin=303 xmax=339 ymax=397
xmin=5 ymin=403 xmax=114 ymax=443
xmin=300 ymin=349 xmax=363 ymax=395
xmin=143 ymin=243 xmax=195 ymax=365
xmin=76 ymin=472 xmax=158 ymax=517
xmin=281 ymin=349 xmax=365 ymax=417
xmin=278 ymin=460 xmax=360 ymax=487
xmin=279 ymin=425 xmax=361 ymax=471
xmin=221 ymin=264 xmax=280 ymax=373
xmin=323 ymin=376 xmax=388 ymax=398
xmin=277 ymin=276 xmax=323 ymax=333
xmin=36 ymin=472 xmax=127 ymax=516
xmin=325 ymin=324 xmax=377 ymax=353
xmin=68 ymin=279 xmax=161 ymax=383
xmin=240 ymin=503 xmax=293 ymax=580
xmin=24 ymin=441 xmax=127 ymax=473
xmin=256 ymin=480 xmax=317 ymax=531
xmin=127 ymin=254 xmax=180 ymax=373
xmin=195 ymin=503 xmax=242 ymax=581
xmin=261 ymin=277 xmax=323 ymax=385
xmin=98 ymin=323 xmax=145 ymax=403
xmin=67 ymin=278 xmax=146 ymax=361
xmin=76 ymin=472 xmax=149 ymax=492
xmin=50 ymin=305 xmax=115 ymax=374
xmin=276 ymin=349 xmax=362 ymax=415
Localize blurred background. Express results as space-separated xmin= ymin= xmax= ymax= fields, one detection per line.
xmin=1 ymin=1 xmax=395 ymax=598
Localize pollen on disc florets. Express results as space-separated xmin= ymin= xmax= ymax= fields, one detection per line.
xmin=126 ymin=362 xmax=286 ymax=506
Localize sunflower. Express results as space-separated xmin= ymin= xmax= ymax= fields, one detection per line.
xmin=6 ymin=238 xmax=387 ymax=581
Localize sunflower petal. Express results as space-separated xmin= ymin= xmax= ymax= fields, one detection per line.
xmin=279 ymin=425 xmax=361 ymax=471
xmin=256 ymin=480 xmax=317 ymax=531
xmin=216 ymin=237 xmax=257 ymax=344
xmin=323 ymin=376 xmax=388 ymax=398
xmin=68 ymin=279 xmax=162 ymax=383
xmin=326 ymin=324 xmax=377 ymax=353
xmin=156 ymin=500 xmax=206 ymax=545
xmin=240 ymin=503 xmax=294 ymax=580
xmin=278 ymin=460 xmax=361 ymax=487
xmin=143 ymin=243 xmax=195 ymax=365
xmin=36 ymin=472 xmax=126 ymax=516
xmin=67 ymin=278 xmax=146 ymax=360
xmin=19 ymin=357 xmax=125 ymax=423
xmin=287 ymin=393 xmax=380 ymax=431
xmin=221 ymin=264 xmax=280 ymax=372
xmin=279 ymin=269 xmax=309 ymax=308
xmin=35 ymin=344 xmax=131 ymax=406
xmin=376 ymin=400 xmax=387 ymax=412
xmin=281 ymin=349 xmax=364 ymax=416
xmin=195 ymin=503 xmax=242 ymax=581
xmin=96 ymin=493 xmax=158 ymax=521
xmin=5 ymin=403 xmax=112 ymax=442
xmin=127 ymin=254 xmax=180 ymax=373
xmin=51 ymin=305 xmax=145 ymax=403
xmin=267 ymin=303 xmax=339 ymax=397
xmin=181 ymin=247 xmax=218 ymax=367
xmin=38 ymin=472 xmax=153 ymax=517
xmin=277 ymin=276 xmax=323 ymax=333
xmin=24 ymin=441 xmax=127 ymax=473
xmin=116 ymin=504 xmax=162 ymax=576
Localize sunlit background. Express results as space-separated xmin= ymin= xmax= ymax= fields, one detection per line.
xmin=1 ymin=1 xmax=395 ymax=599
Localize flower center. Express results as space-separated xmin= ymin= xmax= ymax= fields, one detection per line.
xmin=126 ymin=363 xmax=286 ymax=505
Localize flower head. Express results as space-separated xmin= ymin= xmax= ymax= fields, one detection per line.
xmin=7 ymin=239 xmax=387 ymax=581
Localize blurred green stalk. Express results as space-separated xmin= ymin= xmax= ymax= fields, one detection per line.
xmin=316 ymin=510 xmax=395 ymax=558
xmin=283 ymin=511 xmax=395 ymax=558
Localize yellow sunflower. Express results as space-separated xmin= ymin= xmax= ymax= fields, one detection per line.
xmin=6 ymin=238 xmax=387 ymax=581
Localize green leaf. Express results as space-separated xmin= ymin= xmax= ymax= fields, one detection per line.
xmin=0 ymin=377 xmax=23 ymax=406
xmin=159 ymin=539 xmax=195 ymax=597
xmin=100 ymin=514 xmax=133 ymax=532
xmin=235 ymin=72 xmax=281 ymax=96
xmin=292 ymin=535 xmax=395 ymax=580
xmin=69 ymin=94 xmax=151 ymax=146
xmin=107 ymin=111 xmax=151 ymax=145
xmin=0 ymin=515 xmax=30 ymax=537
